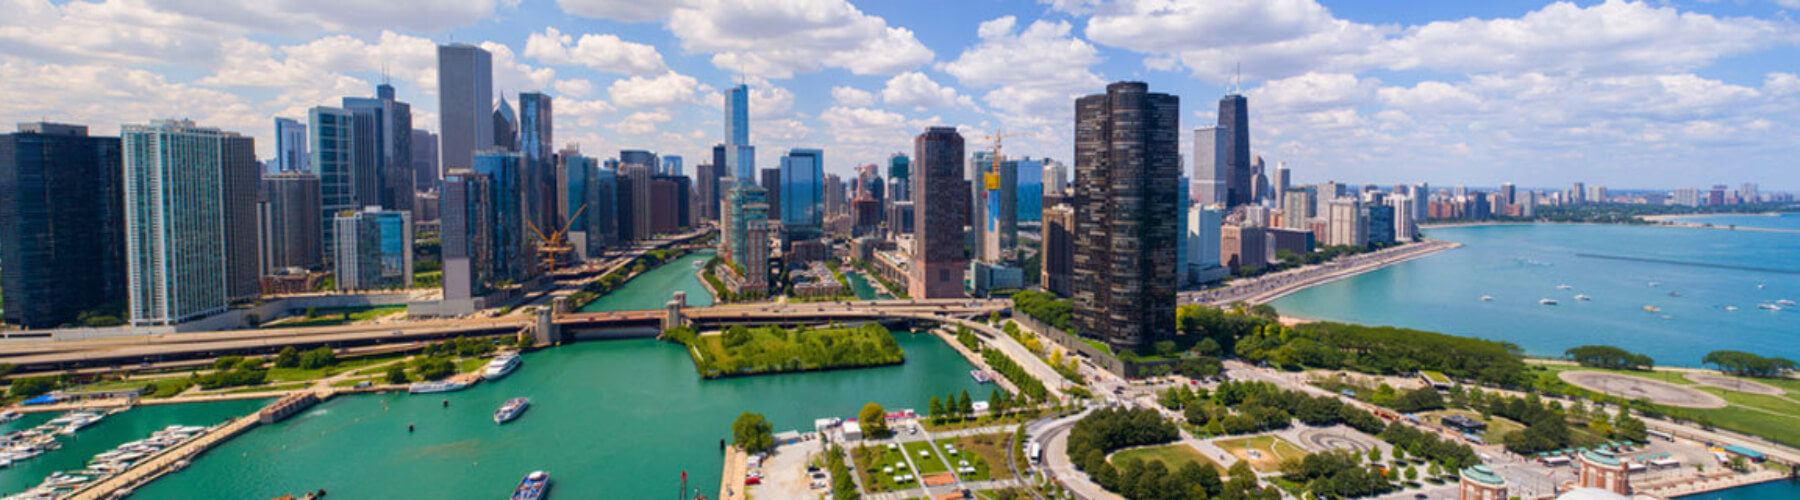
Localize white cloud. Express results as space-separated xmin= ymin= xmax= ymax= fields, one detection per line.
xmin=881 ymin=72 xmax=977 ymax=111
xmin=1246 ymin=72 xmax=1378 ymax=113
xmin=0 ymin=0 xmax=244 ymax=63
xmin=943 ymin=16 xmax=1104 ymax=157
xmin=558 ymin=98 xmax=615 ymax=128
xmin=480 ymin=42 xmax=557 ymax=95
xmin=523 ymin=27 xmax=668 ymax=75
xmin=0 ymin=58 xmax=263 ymax=141
xmin=554 ymin=78 xmax=595 ymax=98
xmin=669 ymin=0 xmax=933 ymax=78
xmin=609 ymin=109 xmax=673 ymax=134
xmin=831 ymin=86 xmax=876 ymax=107
xmin=609 ymin=71 xmax=704 ymax=108
xmin=1377 ymin=81 xmax=1482 ymax=112
xmin=554 ymin=0 xmax=676 ymax=23
xmin=199 ymin=32 xmax=439 ymax=92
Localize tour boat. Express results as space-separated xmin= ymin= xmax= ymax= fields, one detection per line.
xmin=512 ymin=470 xmax=551 ymax=500
xmin=1539 ymin=298 xmax=1559 ymax=306
xmin=970 ymin=370 xmax=993 ymax=384
xmin=1724 ymin=306 xmax=1739 ymax=311
xmin=408 ymin=380 xmax=470 ymax=394
xmin=1575 ymin=295 xmax=1591 ymax=301
xmin=1643 ymin=305 xmax=1662 ymax=313
xmin=1778 ymin=299 xmax=1796 ymax=307
xmin=1479 ymin=295 xmax=1494 ymax=302
xmin=494 ymin=398 xmax=531 ymax=424
xmin=485 ymin=353 xmax=522 ymax=380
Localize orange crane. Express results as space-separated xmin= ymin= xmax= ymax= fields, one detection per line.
xmin=527 ymin=203 xmax=587 ymax=272
xmin=980 ymin=130 xmax=1035 ymax=198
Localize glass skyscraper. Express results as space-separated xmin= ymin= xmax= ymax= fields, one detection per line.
xmin=474 ymin=151 xmax=529 ymax=282
xmin=724 ymin=84 xmax=754 ymax=184
xmin=122 ymin=120 xmax=257 ymax=326
xmin=334 ymin=208 xmax=413 ymax=291
xmin=1015 ymin=157 xmax=1042 ymax=222
xmin=518 ymin=92 xmax=554 ymax=233
xmin=437 ymin=43 xmax=494 ymax=171
xmin=780 ymin=148 xmax=823 ymax=238
xmin=343 ymin=83 xmax=413 ymax=213
xmin=1 ymin=123 xmax=125 ymax=329
xmin=275 ymin=117 xmax=307 ymax=173
xmin=309 ymin=106 xmax=355 ymax=261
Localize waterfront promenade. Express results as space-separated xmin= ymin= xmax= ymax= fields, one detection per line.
xmin=1184 ymin=239 xmax=1461 ymax=306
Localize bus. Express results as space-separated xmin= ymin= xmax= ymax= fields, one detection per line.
xmin=1027 ymin=441 xmax=1042 ymax=464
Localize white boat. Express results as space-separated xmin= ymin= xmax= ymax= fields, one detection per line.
xmin=493 ymin=398 xmax=530 ymax=424
xmin=1758 ymin=303 xmax=1782 ymax=311
xmin=408 ymin=380 xmax=470 ymax=394
xmin=1556 ymin=284 xmax=1573 ymax=290
xmin=1575 ymin=295 xmax=1591 ymax=301
xmin=0 ymin=411 xmax=20 ymax=423
xmin=485 ymin=353 xmax=521 ymax=380
xmin=1779 ymin=299 xmax=1796 ymax=307
xmin=1649 ymin=281 xmax=1660 ymax=287
xmin=1724 ymin=306 xmax=1739 ymax=311
xmin=1539 ymin=298 xmax=1559 ymax=306
xmin=1644 ymin=305 xmax=1662 ymax=313
xmin=1479 ymin=295 xmax=1494 ymax=302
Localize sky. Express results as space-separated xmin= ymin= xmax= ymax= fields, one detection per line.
xmin=2 ymin=0 xmax=1798 ymax=191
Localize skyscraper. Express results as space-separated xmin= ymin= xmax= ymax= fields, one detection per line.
xmin=473 ymin=151 xmax=529 ymax=282
xmin=1192 ymin=125 xmax=1226 ymax=206
xmin=1187 ymin=204 xmax=1227 ymax=284
xmin=662 ymin=155 xmax=683 ymax=176
xmin=1073 ymin=82 xmax=1180 ymax=353
xmin=1016 ymin=157 xmax=1043 ymax=223
xmin=334 ymin=207 xmax=413 ymax=291
xmin=1042 ymin=203 xmax=1075 ymax=296
xmin=441 ymin=169 xmax=492 ymax=301
xmin=760 ymin=168 xmax=782 ymax=222
xmin=518 ymin=92 xmax=554 ymax=235
xmin=620 ymin=150 xmax=658 ymax=169
xmin=557 ymin=148 xmax=595 ymax=255
xmin=343 ymin=83 xmax=414 ymax=213
xmin=697 ymin=162 xmax=719 ymax=221
xmin=780 ymin=148 xmax=824 ymax=240
xmin=979 ymin=156 xmax=1018 ymax=261
xmin=1 ymin=123 xmax=125 ymax=329
xmin=437 ymin=43 xmax=494 ymax=171
xmin=888 ymin=154 xmax=911 ymax=201
xmin=622 ymin=164 xmax=654 ymax=240
xmin=309 ymin=106 xmax=355 ymax=261
xmin=1043 ymin=159 xmax=1068 ymax=199
xmin=275 ymin=117 xmax=308 ymax=173
xmin=911 ymin=127 xmax=969 ymax=299
xmin=410 ymin=129 xmax=438 ymax=194
xmin=493 ymin=96 xmax=518 ymax=152
xmin=259 ymin=171 xmax=323 ymax=272
xmin=725 ymin=84 xmax=754 ymax=184
xmin=1219 ymin=95 xmax=1251 ymax=208
xmin=122 ymin=120 xmax=258 ymax=326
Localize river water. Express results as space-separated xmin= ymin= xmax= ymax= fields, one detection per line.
xmin=578 ymin=250 xmax=717 ymax=312
xmin=1272 ymin=224 xmax=1800 ymax=367
xmin=0 ymin=399 xmax=269 ymax=495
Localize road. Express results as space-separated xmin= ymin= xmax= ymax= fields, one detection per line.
xmin=1030 ymin=409 xmax=1119 ymax=500
xmin=1183 ymin=239 xmax=1460 ymax=306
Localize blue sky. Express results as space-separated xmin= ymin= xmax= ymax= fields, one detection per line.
xmin=2 ymin=0 xmax=1797 ymax=191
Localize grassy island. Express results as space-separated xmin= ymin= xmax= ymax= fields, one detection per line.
xmin=663 ymin=323 xmax=905 ymax=378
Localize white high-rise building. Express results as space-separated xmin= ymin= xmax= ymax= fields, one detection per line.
xmin=1192 ymin=126 xmax=1226 ymax=206
xmin=1326 ymin=199 xmax=1367 ymax=247
xmin=1386 ymin=195 xmax=1416 ymax=242
xmin=1187 ymin=204 xmax=1228 ymax=284
xmin=1043 ymin=159 xmax=1068 ymax=195
xmin=123 ymin=119 xmax=258 ymax=326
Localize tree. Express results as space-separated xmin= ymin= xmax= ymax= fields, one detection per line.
xmin=959 ymin=389 xmax=974 ymax=415
xmin=8 ymin=376 xmax=58 ymax=398
xmin=244 ymin=313 xmax=262 ymax=328
xmin=1565 ymin=345 xmax=1654 ymax=371
xmin=1392 ymin=446 xmax=1407 ymax=462
xmin=385 ymin=364 xmax=409 ymax=385
xmin=859 ymin=403 xmax=890 ymax=439
xmin=274 ymin=347 xmax=301 ymax=368
xmin=213 ymin=356 xmax=245 ymax=371
xmin=1367 ymin=447 xmax=1382 ymax=464
xmin=298 ymin=347 xmax=338 ymax=370
xmin=732 ymin=412 xmax=774 ymax=454
xmin=1404 ymin=466 xmax=1419 ymax=482
xmin=989 ymin=388 xmax=1005 ymax=416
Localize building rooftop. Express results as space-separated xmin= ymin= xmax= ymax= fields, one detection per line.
xmin=1461 ymin=464 xmax=1506 ymax=486
xmin=1580 ymin=449 xmax=1621 ymax=467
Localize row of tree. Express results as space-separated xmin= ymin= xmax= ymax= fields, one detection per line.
xmin=1235 ymin=320 xmax=1531 ymax=387
xmin=1565 ymin=345 xmax=1655 ymax=371
xmin=1068 ymin=408 xmax=1276 ymax=500
xmin=667 ymin=324 xmax=906 ymax=378
xmin=1702 ymin=350 xmax=1798 ymax=378
xmin=981 ymin=347 xmax=1048 ymax=403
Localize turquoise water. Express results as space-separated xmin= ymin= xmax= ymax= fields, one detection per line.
xmin=0 ymin=399 xmax=270 ymax=495
xmin=1272 ymin=224 xmax=1800 ymax=366
xmin=846 ymin=271 xmax=893 ymax=300
xmin=1675 ymin=479 xmax=1800 ymax=499
xmin=578 ymin=250 xmax=716 ymax=312
xmin=1671 ymin=213 xmax=1800 ymax=231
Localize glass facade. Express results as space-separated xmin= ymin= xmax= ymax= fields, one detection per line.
xmin=1015 ymin=158 xmax=1042 ymax=222
xmin=779 ymin=148 xmax=823 ymax=235
xmin=474 ymin=151 xmax=528 ymax=282
xmin=310 ymin=106 xmax=355 ymax=260
xmin=123 ymin=120 xmax=238 ymax=326
xmin=335 ymin=208 xmax=412 ymax=291
xmin=0 ymin=124 xmax=125 ymax=329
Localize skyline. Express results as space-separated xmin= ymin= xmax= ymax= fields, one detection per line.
xmin=2 ymin=0 xmax=1799 ymax=190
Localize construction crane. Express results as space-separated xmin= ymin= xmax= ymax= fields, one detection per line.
xmin=527 ymin=203 xmax=587 ymax=272
xmin=980 ymin=130 xmax=1035 ymax=198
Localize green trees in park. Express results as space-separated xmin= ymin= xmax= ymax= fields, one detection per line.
xmin=1565 ymin=345 xmax=1655 ymax=371
xmin=1010 ymin=291 xmax=1071 ymax=331
xmin=1702 ymin=350 xmax=1797 ymax=378
xmin=8 ymin=376 xmax=59 ymax=398
xmin=1280 ymin=450 xmax=1396 ymax=498
xmin=981 ymin=348 xmax=1047 ymax=403
xmin=1379 ymin=424 xmax=1480 ymax=470
xmin=1068 ymin=408 xmax=1278 ymax=499
xmin=665 ymin=324 xmax=905 ymax=378
xmin=858 ymin=403 xmax=889 ymax=439
xmin=385 ymin=364 xmax=409 ymax=385
xmin=733 ymin=412 xmax=774 ymax=454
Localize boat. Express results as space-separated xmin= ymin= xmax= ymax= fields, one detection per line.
xmin=1649 ymin=281 xmax=1660 ymax=287
xmin=1539 ymin=298 xmax=1559 ymax=306
xmin=1779 ymin=299 xmax=1796 ymax=307
xmin=1479 ymin=295 xmax=1494 ymax=302
xmin=1758 ymin=303 xmax=1782 ymax=311
xmin=494 ymin=398 xmax=531 ymax=424
xmin=0 ymin=411 xmax=19 ymax=423
xmin=408 ymin=380 xmax=470 ymax=394
xmin=1724 ymin=306 xmax=1739 ymax=311
xmin=56 ymin=413 xmax=104 ymax=435
xmin=485 ymin=353 xmax=522 ymax=380
xmin=1644 ymin=305 xmax=1662 ymax=313
xmin=512 ymin=471 xmax=551 ymax=500
xmin=1575 ymin=295 xmax=1591 ymax=301
xmin=1556 ymin=284 xmax=1573 ymax=290
xmin=970 ymin=370 xmax=994 ymax=384
xmin=1667 ymin=291 xmax=1681 ymax=297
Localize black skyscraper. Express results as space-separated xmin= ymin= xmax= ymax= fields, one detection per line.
xmin=1219 ymin=94 xmax=1251 ymax=208
xmin=0 ymin=123 xmax=125 ymax=328
xmin=1072 ymin=82 xmax=1181 ymax=353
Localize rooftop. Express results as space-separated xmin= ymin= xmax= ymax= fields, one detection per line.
xmin=1461 ymin=464 xmax=1506 ymax=486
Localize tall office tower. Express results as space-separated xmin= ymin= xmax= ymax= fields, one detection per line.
xmin=662 ymin=155 xmax=683 ymax=176
xmin=1570 ymin=182 xmax=1587 ymax=204
xmin=558 ymin=149 xmax=595 ymax=255
xmin=1192 ymin=125 xmax=1226 ymax=206
xmin=275 ymin=117 xmax=308 ymax=173
xmin=344 ymin=83 xmax=414 ymax=213
xmin=723 ymin=182 xmax=767 ymax=266
xmin=309 ymin=106 xmax=356 ymax=261
xmin=1016 ymin=157 xmax=1043 ymax=223
xmin=889 ymin=154 xmax=911 ymax=201
xmin=1250 ymin=155 xmax=1270 ymax=203
xmin=1187 ymin=204 xmax=1226 ymax=285
xmin=437 ymin=43 xmax=494 ymax=170
xmin=0 ymin=123 xmax=124 ymax=329
xmin=823 ymin=173 xmax=845 ymax=216
xmin=587 ymin=167 xmax=619 ymax=255
xmin=911 ymin=126 xmax=970 ymax=299
xmin=1073 ymin=82 xmax=1181 ymax=353
xmin=1413 ymin=182 xmax=1431 ymax=223
xmin=441 ymin=169 xmax=492 ymax=301
xmin=724 ymin=84 xmax=755 ymax=184
xmin=334 ymin=207 xmax=413 ymax=291
xmin=969 ymin=151 xmax=991 ymax=248
xmin=1326 ymin=199 xmax=1367 ymax=247
xmin=1273 ymin=162 xmax=1290 ymax=209
xmin=779 ymin=148 xmax=824 ymax=240
xmin=742 ymin=197 xmax=773 ymax=293
xmin=1177 ymin=180 xmax=1189 ymax=283
xmin=1042 ymin=159 xmax=1069 ymax=207
xmin=620 ymin=150 xmax=658 ymax=169
xmin=1707 ymin=185 xmax=1727 ymax=206
xmin=517 ymin=92 xmax=554 ymax=235
xmin=760 ymin=168 xmax=782 ymax=222
xmin=1386 ymin=195 xmax=1416 ymax=242
xmin=122 ymin=120 xmax=258 ymax=326
xmin=1586 ymin=185 xmax=1608 ymax=204
xmin=1739 ymin=183 xmax=1760 ymax=203
xmin=1218 ymin=94 xmax=1251 ymax=208
xmin=1220 ymin=224 xmax=1268 ymax=271
xmin=473 ymin=151 xmax=529 ymax=282
xmin=1366 ymin=204 xmax=1396 ymax=245
xmin=1499 ymin=182 xmax=1516 ymax=208
xmin=259 ymin=171 xmax=324 ymax=272
xmin=493 ymin=96 xmax=518 ymax=152
xmin=649 ymin=176 xmax=688 ymax=234
xmin=1282 ymin=189 xmax=1316 ymax=230
xmin=1041 ymin=203 xmax=1075 ymax=296
xmin=857 ymin=164 xmax=884 ymax=202
xmin=410 ymin=129 xmax=438 ymax=192
xmin=1518 ymin=190 xmax=1537 ymax=217
xmin=622 ymin=164 xmax=654 ymax=240
xmin=696 ymin=162 xmax=719 ymax=221
xmin=979 ymin=157 xmax=1018 ymax=261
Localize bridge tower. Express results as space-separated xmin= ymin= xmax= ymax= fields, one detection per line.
xmin=535 ymin=300 xmax=562 ymax=345
xmin=664 ymin=291 xmax=688 ymax=331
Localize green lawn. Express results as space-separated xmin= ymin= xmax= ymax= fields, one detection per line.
xmin=1533 ymin=363 xmax=1800 ymax=448
xmin=221 ymin=382 xmax=311 ymax=394
xmin=901 ymin=440 xmax=950 ymax=475
xmin=1110 ymin=443 xmax=1222 ymax=473
xmin=261 ymin=305 xmax=405 ymax=329
xmin=265 ymin=355 xmax=405 ymax=382
xmin=330 ymin=376 xmax=382 ymax=388
xmin=852 ymin=443 xmax=920 ymax=493
xmin=949 ymin=433 xmax=1016 ymax=481
xmin=1214 ymin=435 xmax=1310 ymax=472
xmin=675 ymin=324 xmax=904 ymax=378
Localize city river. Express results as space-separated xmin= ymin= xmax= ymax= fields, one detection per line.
xmin=112 ymin=250 xmax=986 ymax=499
xmin=578 ymin=249 xmax=717 ymax=311
xmin=0 ymin=399 xmax=269 ymax=494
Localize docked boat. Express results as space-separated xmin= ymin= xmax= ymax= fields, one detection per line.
xmin=0 ymin=411 xmax=20 ymax=423
xmin=408 ymin=380 xmax=470 ymax=394
xmin=1539 ymin=298 xmax=1559 ymax=306
xmin=485 ymin=353 xmax=522 ymax=380
xmin=1644 ymin=305 xmax=1662 ymax=313
xmin=494 ymin=398 xmax=531 ymax=424
xmin=1575 ymin=295 xmax=1591 ymax=301
xmin=970 ymin=370 xmax=993 ymax=384
xmin=1479 ymin=295 xmax=1494 ymax=302
xmin=512 ymin=470 xmax=551 ymax=500
xmin=56 ymin=412 xmax=104 ymax=435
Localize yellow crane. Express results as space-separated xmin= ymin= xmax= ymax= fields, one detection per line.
xmin=980 ymin=130 xmax=1035 ymax=195
xmin=527 ymin=203 xmax=587 ymax=272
